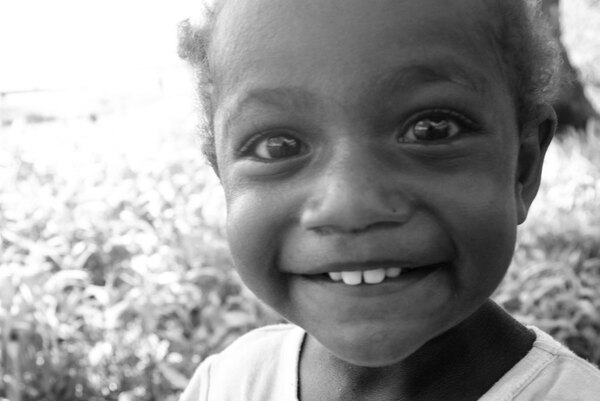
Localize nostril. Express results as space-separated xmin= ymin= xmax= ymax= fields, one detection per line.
xmin=311 ymin=221 xmax=402 ymax=235
xmin=349 ymin=221 xmax=403 ymax=234
xmin=367 ymin=221 xmax=403 ymax=231
xmin=301 ymin=195 xmax=412 ymax=232
xmin=312 ymin=226 xmax=337 ymax=235
xmin=300 ymin=178 xmax=413 ymax=233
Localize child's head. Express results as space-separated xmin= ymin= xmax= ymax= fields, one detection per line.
xmin=180 ymin=0 xmax=560 ymax=171
xmin=180 ymin=0 xmax=560 ymax=367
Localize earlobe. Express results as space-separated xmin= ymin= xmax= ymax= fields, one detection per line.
xmin=515 ymin=182 xmax=527 ymax=224
xmin=515 ymin=104 xmax=557 ymax=224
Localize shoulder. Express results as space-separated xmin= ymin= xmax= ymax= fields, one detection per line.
xmin=522 ymin=327 xmax=600 ymax=399
xmin=214 ymin=323 xmax=301 ymax=361
xmin=179 ymin=324 xmax=304 ymax=401
xmin=482 ymin=326 xmax=600 ymax=401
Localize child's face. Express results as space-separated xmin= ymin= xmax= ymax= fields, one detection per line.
xmin=210 ymin=0 xmax=548 ymax=366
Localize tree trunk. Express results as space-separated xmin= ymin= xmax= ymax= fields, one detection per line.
xmin=542 ymin=0 xmax=598 ymax=131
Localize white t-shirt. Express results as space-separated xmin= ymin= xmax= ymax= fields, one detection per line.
xmin=179 ymin=324 xmax=600 ymax=401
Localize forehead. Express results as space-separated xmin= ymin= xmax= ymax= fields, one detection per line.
xmin=210 ymin=0 xmax=505 ymax=129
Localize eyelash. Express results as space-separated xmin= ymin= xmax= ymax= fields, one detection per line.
xmin=237 ymin=128 xmax=302 ymax=158
xmin=398 ymin=108 xmax=481 ymax=141
xmin=236 ymin=108 xmax=480 ymax=159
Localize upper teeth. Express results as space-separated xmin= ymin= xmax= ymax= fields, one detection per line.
xmin=328 ymin=267 xmax=403 ymax=285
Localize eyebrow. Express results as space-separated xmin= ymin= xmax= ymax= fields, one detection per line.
xmin=221 ymin=61 xmax=489 ymax=133
xmin=220 ymin=86 xmax=318 ymax=135
xmin=231 ymin=87 xmax=318 ymax=118
xmin=372 ymin=62 xmax=489 ymax=99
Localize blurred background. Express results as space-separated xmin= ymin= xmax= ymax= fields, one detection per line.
xmin=0 ymin=1 xmax=599 ymax=400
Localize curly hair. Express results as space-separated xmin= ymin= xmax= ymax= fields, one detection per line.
xmin=178 ymin=0 xmax=561 ymax=170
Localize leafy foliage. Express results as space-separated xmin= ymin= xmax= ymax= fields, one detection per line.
xmin=0 ymin=104 xmax=599 ymax=400
xmin=0 ymin=0 xmax=598 ymax=398
xmin=0 ymin=112 xmax=277 ymax=401
xmin=495 ymin=123 xmax=600 ymax=364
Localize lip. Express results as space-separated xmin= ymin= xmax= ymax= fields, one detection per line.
xmin=298 ymin=259 xmax=445 ymax=275
xmin=295 ymin=261 xmax=450 ymax=298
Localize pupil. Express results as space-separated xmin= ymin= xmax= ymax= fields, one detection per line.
xmin=266 ymin=136 xmax=300 ymax=158
xmin=414 ymin=119 xmax=450 ymax=140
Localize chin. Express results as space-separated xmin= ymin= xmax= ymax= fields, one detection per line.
xmin=331 ymin=343 xmax=423 ymax=368
xmin=317 ymin=325 xmax=432 ymax=368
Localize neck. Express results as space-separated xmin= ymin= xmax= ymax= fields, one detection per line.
xmin=299 ymin=301 xmax=535 ymax=401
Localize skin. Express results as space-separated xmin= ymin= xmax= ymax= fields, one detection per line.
xmin=208 ymin=0 xmax=556 ymax=399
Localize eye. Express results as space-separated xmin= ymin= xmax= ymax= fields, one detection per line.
xmin=242 ymin=131 xmax=307 ymax=160
xmin=398 ymin=110 xmax=476 ymax=143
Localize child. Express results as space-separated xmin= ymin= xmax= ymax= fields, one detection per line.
xmin=178 ymin=0 xmax=600 ymax=399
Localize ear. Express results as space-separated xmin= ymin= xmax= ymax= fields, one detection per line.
xmin=515 ymin=104 xmax=556 ymax=224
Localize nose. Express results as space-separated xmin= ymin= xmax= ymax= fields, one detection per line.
xmin=300 ymin=143 xmax=412 ymax=234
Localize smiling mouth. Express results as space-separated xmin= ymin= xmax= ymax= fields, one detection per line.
xmin=304 ymin=262 xmax=447 ymax=286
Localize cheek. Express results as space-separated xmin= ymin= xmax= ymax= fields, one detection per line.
xmin=225 ymin=188 xmax=293 ymax=305
xmin=441 ymin=170 xmax=518 ymax=294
